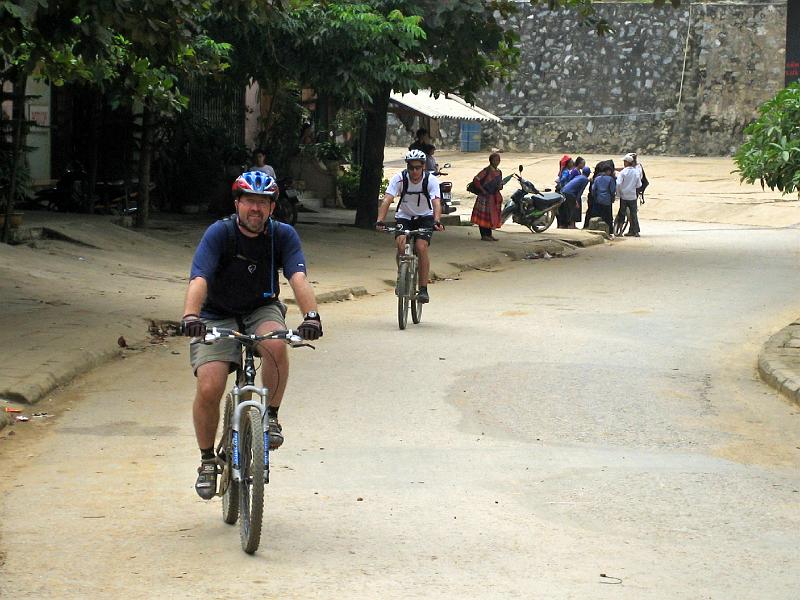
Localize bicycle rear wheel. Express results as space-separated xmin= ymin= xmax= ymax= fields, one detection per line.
xmin=238 ymin=407 xmax=265 ymax=554
xmin=397 ymin=262 xmax=410 ymax=330
xmin=221 ymin=394 xmax=239 ymax=525
xmin=410 ymin=263 xmax=422 ymax=324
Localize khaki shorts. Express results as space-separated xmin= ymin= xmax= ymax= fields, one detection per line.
xmin=189 ymin=302 xmax=287 ymax=375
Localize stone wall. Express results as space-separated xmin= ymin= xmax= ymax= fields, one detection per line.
xmin=387 ymin=1 xmax=786 ymax=156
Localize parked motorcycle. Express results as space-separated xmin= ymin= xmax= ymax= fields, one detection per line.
xmin=500 ymin=165 xmax=565 ymax=233
xmin=30 ymin=161 xmax=89 ymax=212
xmin=432 ymin=163 xmax=456 ymax=215
xmin=273 ymin=176 xmax=299 ymax=226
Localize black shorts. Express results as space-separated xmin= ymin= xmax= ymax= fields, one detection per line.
xmin=395 ymin=215 xmax=435 ymax=244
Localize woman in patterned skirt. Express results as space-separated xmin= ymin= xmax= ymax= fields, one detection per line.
xmin=470 ymin=152 xmax=504 ymax=241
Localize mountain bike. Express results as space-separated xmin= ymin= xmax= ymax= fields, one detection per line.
xmin=195 ymin=327 xmax=313 ymax=554
xmin=391 ymin=227 xmax=433 ymax=330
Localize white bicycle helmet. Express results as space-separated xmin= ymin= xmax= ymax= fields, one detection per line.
xmin=405 ymin=149 xmax=427 ymax=163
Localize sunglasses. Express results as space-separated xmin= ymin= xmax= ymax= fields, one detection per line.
xmin=407 ymin=164 xmax=424 ymax=171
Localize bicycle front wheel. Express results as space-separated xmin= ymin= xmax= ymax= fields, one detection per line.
xmin=238 ymin=407 xmax=265 ymax=554
xmin=397 ymin=262 xmax=410 ymax=330
xmin=221 ymin=394 xmax=239 ymax=525
xmin=410 ymin=263 xmax=422 ymax=324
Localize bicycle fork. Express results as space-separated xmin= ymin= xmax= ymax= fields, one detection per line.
xmin=231 ymin=385 xmax=271 ymax=484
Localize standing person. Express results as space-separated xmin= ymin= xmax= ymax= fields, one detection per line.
xmin=409 ymin=127 xmax=430 ymax=152
xmin=421 ymin=142 xmax=438 ymax=173
xmin=616 ymin=153 xmax=643 ymax=237
xmin=250 ymin=148 xmax=277 ymax=179
xmin=568 ymin=156 xmax=586 ymax=180
xmin=556 ymin=155 xmax=574 ymax=192
xmin=375 ymin=149 xmax=445 ymax=304
xmin=180 ymin=171 xmax=323 ymax=500
xmin=556 ymin=155 xmax=574 ymax=228
xmin=588 ymin=164 xmax=617 ymax=235
xmin=560 ymin=166 xmax=590 ymax=229
xmin=470 ymin=152 xmax=505 ymax=241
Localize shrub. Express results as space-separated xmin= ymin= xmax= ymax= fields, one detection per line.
xmin=734 ymin=83 xmax=800 ymax=196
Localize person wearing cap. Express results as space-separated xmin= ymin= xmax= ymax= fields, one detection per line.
xmin=616 ymin=153 xmax=643 ymax=237
xmin=560 ymin=166 xmax=591 ymax=229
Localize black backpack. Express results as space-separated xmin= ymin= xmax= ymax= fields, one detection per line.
xmin=220 ymin=215 xmax=281 ymax=298
xmin=637 ymin=166 xmax=649 ymax=197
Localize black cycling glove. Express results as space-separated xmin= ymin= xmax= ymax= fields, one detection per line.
xmin=181 ymin=314 xmax=207 ymax=337
xmin=297 ymin=312 xmax=323 ymax=340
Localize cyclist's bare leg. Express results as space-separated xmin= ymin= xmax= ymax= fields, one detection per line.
xmin=416 ymin=238 xmax=430 ymax=285
xmin=255 ymin=320 xmax=289 ymax=408
xmin=395 ymin=234 xmax=406 ymax=265
xmin=193 ymin=360 xmax=230 ymax=449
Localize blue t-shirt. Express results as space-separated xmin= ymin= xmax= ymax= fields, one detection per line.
xmin=190 ymin=218 xmax=307 ymax=318
xmin=591 ymin=175 xmax=616 ymax=206
xmin=557 ymin=168 xmax=572 ymax=189
xmin=561 ymin=174 xmax=589 ymax=198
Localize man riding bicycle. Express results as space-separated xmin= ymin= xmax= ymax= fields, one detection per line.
xmin=375 ymin=149 xmax=444 ymax=304
xmin=180 ymin=171 xmax=323 ymax=499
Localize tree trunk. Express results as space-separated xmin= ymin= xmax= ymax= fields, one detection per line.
xmin=86 ymin=93 xmax=102 ymax=213
xmin=2 ymin=72 xmax=27 ymax=244
xmin=354 ymin=86 xmax=390 ymax=228
xmin=135 ymin=105 xmax=155 ymax=228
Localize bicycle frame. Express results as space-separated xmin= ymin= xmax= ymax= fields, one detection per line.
xmin=395 ymin=228 xmax=430 ymax=298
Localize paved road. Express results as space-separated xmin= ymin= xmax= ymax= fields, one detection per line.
xmin=1 ymin=221 xmax=799 ymax=599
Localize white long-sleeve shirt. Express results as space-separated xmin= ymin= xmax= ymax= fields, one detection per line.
xmin=616 ymin=166 xmax=641 ymax=201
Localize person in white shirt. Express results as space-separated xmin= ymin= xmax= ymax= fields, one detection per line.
xmin=616 ymin=153 xmax=643 ymax=237
xmin=375 ymin=149 xmax=444 ymax=304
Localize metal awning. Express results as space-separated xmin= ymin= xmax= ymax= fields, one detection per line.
xmin=389 ymin=89 xmax=501 ymax=122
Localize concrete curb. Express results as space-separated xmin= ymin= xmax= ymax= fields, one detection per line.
xmin=757 ymin=319 xmax=800 ymax=406
xmin=0 ymin=345 xmax=122 ymax=406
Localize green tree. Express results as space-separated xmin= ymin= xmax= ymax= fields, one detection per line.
xmin=0 ymin=1 xmax=240 ymax=235
xmin=734 ymin=83 xmax=800 ymax=196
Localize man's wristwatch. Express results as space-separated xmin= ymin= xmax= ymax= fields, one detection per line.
xmin=304 ymin=311 xmax=319 ymax=320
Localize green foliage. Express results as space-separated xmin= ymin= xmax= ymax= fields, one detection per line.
xmin=155 ymin=111 xmax=250 ymax=210
xmin=336 ymin=164 xmax=361 ymax=208
xmin=734 ymin=83 xmax=800 ymax=196
xmin=304 ymin=141 xmax=352 ymax=162
xmin=256 ymin=83 xmax=306 ymax=175
xmin=275 ymin=2 xmax=427 ymax=104
xmin=336 ymin=164 xmax=387 ymax=208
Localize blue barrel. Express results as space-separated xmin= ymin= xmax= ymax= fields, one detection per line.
xmin=460 ymin=122 xmax=482 ymax=152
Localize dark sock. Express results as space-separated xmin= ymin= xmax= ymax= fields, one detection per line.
xmin=200 ymin=447 xmax=214 ymax=460
xmin=268 ymin=406 xmax=279 ymax=419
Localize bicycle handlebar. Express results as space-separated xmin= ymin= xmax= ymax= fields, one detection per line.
xmin=380 ymin=226 xmax=434 ymax=235
xmin=193 ymin=327 xmax=315 ymax=349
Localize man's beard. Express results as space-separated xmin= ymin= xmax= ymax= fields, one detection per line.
xmin=239 ymin=213 xmax=266 ymax=233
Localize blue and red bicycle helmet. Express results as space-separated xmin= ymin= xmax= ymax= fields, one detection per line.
xmin=232 ymin=171 xmax=279 ymax=198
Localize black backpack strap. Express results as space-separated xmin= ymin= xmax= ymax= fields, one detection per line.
xmin=399 ymin=169 xmax=409 ymax=205
xmin=222 ymin=214 xmax=238 ymax=264
xmin=422 ymin=171 xmax=431 ymax=208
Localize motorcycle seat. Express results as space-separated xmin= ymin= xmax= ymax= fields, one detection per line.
xmin=531 ymin=192 xmax=563 ymax=210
